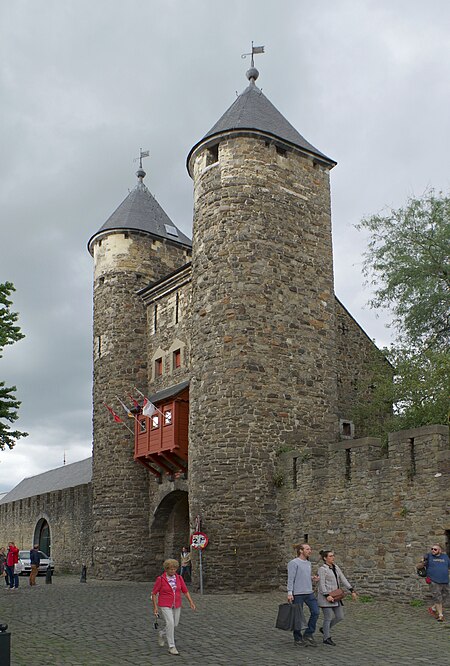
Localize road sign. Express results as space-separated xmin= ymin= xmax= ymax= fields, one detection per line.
xmin=190 ymin=532 xmax=209 ymax=550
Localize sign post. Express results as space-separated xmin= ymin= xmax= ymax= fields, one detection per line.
xmin=190 ymin=531 xmax=209 ymax=595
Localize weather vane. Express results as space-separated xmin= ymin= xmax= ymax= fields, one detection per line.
xmin=134 ymin=148 xmax=150 ymax=169
xmin=241 ymin=41 xmax=265 ymax=68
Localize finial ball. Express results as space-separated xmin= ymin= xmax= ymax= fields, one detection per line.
xmin=246 ymin=67 xmax=259 ymax=82
xmin=136 ymin=168 xmax=146 ymax=180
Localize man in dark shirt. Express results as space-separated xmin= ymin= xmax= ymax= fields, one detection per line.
xmin=29 ymin=544 xmax=41 ymax=586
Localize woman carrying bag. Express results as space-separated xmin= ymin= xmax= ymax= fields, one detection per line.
xmin=317 ymin=549 xmax=357 ymax=646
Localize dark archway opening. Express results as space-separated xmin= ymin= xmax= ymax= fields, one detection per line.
xmin=149 ymin=490 xmax=189 ymax=578
xmin=34 ymin=518 xmax=51 ymax=556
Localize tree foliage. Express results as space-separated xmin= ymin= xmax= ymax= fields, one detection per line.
xmin=0 ymin=282 xmax=28 ymax=450
xmin=354 ymin=190 xmax=449 ymax=436
xmin=357 ymin=189 xmax=449 ymax=351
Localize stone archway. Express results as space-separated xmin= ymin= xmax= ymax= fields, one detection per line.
xmin=149 ymin=490 xmax=189 ymax=577
xmin=33 ymin=518 xmax=51 ymax=555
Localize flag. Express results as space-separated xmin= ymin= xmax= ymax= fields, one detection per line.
xmin=143 ymin=399 xmax=157 ymax=417
xmin=128 ymin=394 xmax=141 ymax=409
xmin=104 ymin=403 xmax=123 ymax=423
xmin=252 ymin=45 xmax=264 ymax=54
xmin=140 ymin=149 xmax=149 ymax=158
xmin=116 ymin=396 xmax=135 ymax=419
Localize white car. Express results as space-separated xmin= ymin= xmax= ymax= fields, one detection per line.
xmin=18 ymin=550 xmax=54 ymax=575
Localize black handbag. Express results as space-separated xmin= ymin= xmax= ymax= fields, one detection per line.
xmin=275 ymin=603 xmax=305 ymax=631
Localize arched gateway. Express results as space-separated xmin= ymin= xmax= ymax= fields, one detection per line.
xmin=150 ymin=490 xmax=189 ymax=576
xmin=34 ymin=517 xmax=51 ymax=555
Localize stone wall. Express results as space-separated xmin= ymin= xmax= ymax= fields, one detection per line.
xmin=0 ymin=483 xmax=92 ymax=573
xmin=335 ymin=298 xmax=392 ymax=436
xmin=277 ymin=424 xmax=449 ymax=600
xmin=188 ymin=134 xmax=339 ymax=590
xmin=91 ymin=230 xmax=190 ymax=579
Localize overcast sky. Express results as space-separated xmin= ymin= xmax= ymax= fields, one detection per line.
xmin=1 ymin=0 xmax=449 ymax=493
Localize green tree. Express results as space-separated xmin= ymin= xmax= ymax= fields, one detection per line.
xmin=0 ymin=281 xmax=28 ymax=450
xmin=354 ymin=190 xmax=449 ymax=436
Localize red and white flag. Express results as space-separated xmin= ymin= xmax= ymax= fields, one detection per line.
xmin=142 ymin=398 xmax=157 ymax=417
xmin=104 ymin=403 xmax=123 ymax=423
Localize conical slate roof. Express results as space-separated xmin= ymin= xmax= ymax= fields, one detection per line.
xmin=187 ymin=69 xmax=335 ymax=173
xmin=88 ymin=170 xmax=192 ymax=254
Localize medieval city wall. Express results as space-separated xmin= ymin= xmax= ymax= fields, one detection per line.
xmin=0 ymin=483 xmax=92 ymax=574
xmin=277 ymin=424 xmax=449 ymax=600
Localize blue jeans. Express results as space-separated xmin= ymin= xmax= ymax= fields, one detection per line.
xmin=293 ymin=593 xmax=319 ymax=640
xmin=6 ymin=565 xmax=18 ymax=588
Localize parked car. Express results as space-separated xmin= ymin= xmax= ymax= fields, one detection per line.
xmin=18 ymin=550 xmax=54 ymax=575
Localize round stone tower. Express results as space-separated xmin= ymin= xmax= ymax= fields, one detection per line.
xmin=88 ymin=166 xmax=191 ymax=579
xmin=186 ymin=68 xmax=339 ymax=590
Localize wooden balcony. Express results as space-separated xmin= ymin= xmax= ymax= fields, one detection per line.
xmin=134 ymin=381 xmax=189 ymax=481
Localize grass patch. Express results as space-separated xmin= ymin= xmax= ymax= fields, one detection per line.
xmin=358 ymin=594 xmax=373 ymax=603
xmin=410 ymin=599 xmax=424 ymax=608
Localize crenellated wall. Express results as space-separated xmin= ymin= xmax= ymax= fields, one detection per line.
xmin=0 ymin=483 xmax=92 ymax=573
xmin=277 ymin=424 xmax=449 ymax=599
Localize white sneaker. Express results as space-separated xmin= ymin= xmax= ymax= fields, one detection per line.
xmin=157 ymin=630 xmax=165 ymax=647
xmin=168 ymin=647 xmax=180 ymax=655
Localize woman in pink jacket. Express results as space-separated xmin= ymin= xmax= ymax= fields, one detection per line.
xmin=151 ymin=558 xmax=196 ymax=656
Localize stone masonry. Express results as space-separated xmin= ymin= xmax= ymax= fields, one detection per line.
xmin=91 ymin=230 xmax=190 ymax=579
xmin=187 ymin=133 xmax=339 ymax=590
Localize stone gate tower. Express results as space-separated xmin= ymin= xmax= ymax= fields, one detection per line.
xmin=88 ymin=166 xmax=191 ymax=578
xmin=187 ymin=67 xmax=339 ymax=590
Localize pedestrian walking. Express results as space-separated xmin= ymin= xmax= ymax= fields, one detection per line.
xmin=418 ymin=543 xmax=450 ymax=622
xmin=316 ymin=549 xmax=357 ymax=646
xmin=287 ymin=543 xmax=320 ymax=648
xmin=30 ymin=544 xmax=41 ymax=586
xmin=151 ymin=558 xmax=196 ymax=656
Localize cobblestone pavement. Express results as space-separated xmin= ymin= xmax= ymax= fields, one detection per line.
xmin=0 ymin=576 xmax=448 ymax=666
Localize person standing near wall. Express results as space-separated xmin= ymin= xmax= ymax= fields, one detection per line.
xmin=418 ymin=544 xmax=450 ymax=622
xmin=29 ymin=544 xmax=41 ymax=586
xmin=180 ymin=547 xmax=191 ymax=582
xmin=0 ymin=547 xmax=7 ymax=586
xmin=287 ymin=543 xmax=320 ymax=648
xmin=6 ymin=541 xmax=19 ymax=590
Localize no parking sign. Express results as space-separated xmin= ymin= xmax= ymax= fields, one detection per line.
xmin=190 ymin=531 xmax=209 ymax=550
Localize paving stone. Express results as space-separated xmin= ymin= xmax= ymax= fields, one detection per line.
xmin=0 ymin=576 xmax=448 ymax=665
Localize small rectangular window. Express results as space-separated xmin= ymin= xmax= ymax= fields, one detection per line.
xmin=173 ymin=349 xmax=181 ymax=369
xmin=155 ymin=357 xmax=163 ymax=376
xmin=175 ymin=292 xmax=179 ymax=324
xmin=206 ymin=143 xmax=219 ymax=165
xmin=153 ymin=304 xmax=158 ymax=333
xmin=151 ymin=415 xmax=159 ymax=429
xmin=164 ymin=409 xmax=173 ymax=426
xmin=139 ymin=419 xmax=146 ymax=433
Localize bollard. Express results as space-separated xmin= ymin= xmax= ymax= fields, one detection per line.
xmin=80 ymin=564 xmax=87 ymax=583
xmin=45 ymin=564 xmax=53 ymax=584
xmin=0 ymin=623 xmax=11 ymax=665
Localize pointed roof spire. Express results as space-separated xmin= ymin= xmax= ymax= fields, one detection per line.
xmin=187 ymin=51 xmax=336 ymax=175
xmin=88 ymin=154 xmax=192 ymax=254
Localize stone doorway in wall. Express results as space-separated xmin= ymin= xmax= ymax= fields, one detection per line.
xmin=34 ymin=518 xmax=51 ymax=556
xmin=150 ymin=490 xmax=189 ymax=574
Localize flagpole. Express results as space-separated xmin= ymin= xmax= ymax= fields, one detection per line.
xmin=133 ymin=387 xmax=164 ymax=416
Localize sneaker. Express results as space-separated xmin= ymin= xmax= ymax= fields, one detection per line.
xmin=437 ymin=615 xmax=444 ymax=622
xmin=157 ymin=630 xmax=165 ymax=647
xmin=168 ymin=647 xmax=180 ymax=655
xmin=304 ymin=635 xmax=317 ymax=647
xmin=323 ymin=637 xmax=336 ymax=646
xmin=294 ymin=638 xmax=307 ymax=647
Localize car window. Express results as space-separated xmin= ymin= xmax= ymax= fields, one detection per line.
xmin=39 ymin=551 xmax=48 ymax=558
xmin=19 ymin=551 xmax=30 ymax=558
